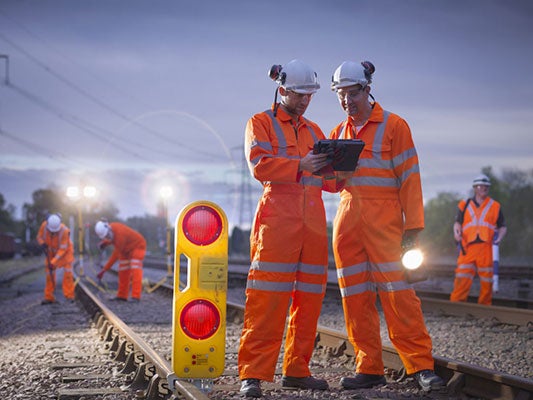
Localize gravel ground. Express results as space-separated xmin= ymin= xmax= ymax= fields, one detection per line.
xmin=1 ymin=264 xmax=531 ymax=400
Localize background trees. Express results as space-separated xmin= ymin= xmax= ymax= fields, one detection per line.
xmin=421 ymin=167 xmax=533 ymax=264
xmin=1 ymin=166 xmax=532 ymax=262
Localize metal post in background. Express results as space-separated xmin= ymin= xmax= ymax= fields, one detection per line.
xmin=0 ymin=54 xmax=9 ymax=84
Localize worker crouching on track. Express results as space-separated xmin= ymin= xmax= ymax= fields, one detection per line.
xmin=36 ymin=213 xmax=75 ymax=304
xmin=451 ymin=174 xmax=507 ymax=305
xmin=94 ymin=220 xmax=146 ymax=302
xmin=328 ymin=60 xmax=445 ymax=392
xmin=238 ymin=60 xmax=348 ymax=398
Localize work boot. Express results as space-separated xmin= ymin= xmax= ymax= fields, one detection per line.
xmin=414 ymin=370 xmax=445 ymax=391
xmin=240 ymin=379 xmax=262 ymax=398
xmin=109 ymin=296 xmax=128 ymax=302
xmin=282 ymin=375 xmax=329 ymax=390
xmin=41 ymin=299 xmax=56 ymax=305
xmin=130 ymin=298 xmax=140 ymax=303
xmin=340 ymin=373 xmax=386 ymax=389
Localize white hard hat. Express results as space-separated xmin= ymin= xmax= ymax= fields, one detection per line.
xmin=95 ymin=220 xmax=110 ymax=239
xmin=331 ymin=60 xmax=375 ymax=91
xmin=473 ymin=174 xmax=491 ymax=186
xmin=269 ymin=59 xmax=320 ymax=94
xmin=47 ymin=214 xmax=61 ymax=233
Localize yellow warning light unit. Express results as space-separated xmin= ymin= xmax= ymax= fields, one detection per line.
xmin=171 ymin=201 xmax=228 ymax=379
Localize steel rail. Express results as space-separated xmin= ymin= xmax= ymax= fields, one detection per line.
xmin=155 ymin=282 xmax=533 ymax=399
xmin=313 ymin=324 xmax=533 ymax=400
xmin=75 ymin=279 xmax=210 ymax=400
xmin=418 ymin=296 xmax=533 ymax=326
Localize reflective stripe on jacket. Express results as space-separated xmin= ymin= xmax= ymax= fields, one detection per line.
xmin=103 ymin=223 xmax=146 ymax=272
xmin=330 ymin=102 xmax=423 ymax=231
xmin=460 ymin=197 xmax=500 ymax=245
xmin=36 ymin=221 xmax=75 ymax=267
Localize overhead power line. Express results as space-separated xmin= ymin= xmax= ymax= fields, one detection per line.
xmin=0 ymin=31 xmax=224 ymax=159
xmin=5 ymin=81 xmax=219 ymax=165
xmin=0 ymin=127 xmax=84 ymax=168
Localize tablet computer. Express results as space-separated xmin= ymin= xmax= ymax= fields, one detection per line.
xmin=313 ymin=139 xmax=365 ymax=172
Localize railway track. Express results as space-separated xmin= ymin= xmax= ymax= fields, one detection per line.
xmin=71 ymin=274 xmax=533 ymax=399
xmin=1 ymin=258 xmax=532 ymax=399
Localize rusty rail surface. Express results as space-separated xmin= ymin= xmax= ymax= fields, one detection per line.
xmin=75 ymin=280 xmax=210 ymax=400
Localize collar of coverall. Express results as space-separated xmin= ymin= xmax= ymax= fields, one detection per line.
xmin=347 ymin=101 xmax=382 ymax=126
xmin=271 ymin=103 xmax=308 ymax=126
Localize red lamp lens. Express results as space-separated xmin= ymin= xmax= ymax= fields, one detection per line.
xmin=180 ymin=299 xmax=220 ymax=340
xmin=183 ymin=205 xmax=222 ymax=245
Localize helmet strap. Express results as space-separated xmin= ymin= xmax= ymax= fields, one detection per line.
xmin=273 ymin=87 xmax=280 ymax=116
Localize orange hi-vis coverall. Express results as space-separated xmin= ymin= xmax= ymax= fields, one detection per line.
xmin=238 ymin=106 xmax=342 ymax=382
xmin=329 ymin=102 xmax=434 ymax=375
xmin=450 ymin=197 xmax=502 ymax=305
xmin=36 ymin=221 xmax=75 ymax=301
xmin=101 ymin=222 xmax=146 ymax=300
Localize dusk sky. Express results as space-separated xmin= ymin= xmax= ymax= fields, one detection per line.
xmin=1 ymin=0 xmax=532 ymax=228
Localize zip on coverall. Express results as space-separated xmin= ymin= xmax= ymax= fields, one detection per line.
xmin=329 ymin=102 xmax=434 ymax=375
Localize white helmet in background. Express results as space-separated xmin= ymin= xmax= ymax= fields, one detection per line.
xmin=95 ymin=220 xmax=110 ymax=239
xmin=331 ymin=60 xmax=375 ymax=91
xmin=269 ymin=59 xmax=320 ymax=94
xmin=472 ymin=174 xmax=491 ymax=186
xmin=46 ymin=214 xmax=61 ymax=233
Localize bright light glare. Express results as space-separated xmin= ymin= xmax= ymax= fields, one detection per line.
xmin=66 ymin=186 xmax=80 ymax=199
xmin=67 ymin=185 xmax=97 ymax=199
xmin=402 ymin=249 xmax=424 ymax=270
xmin=160 ymin=186 xmax=173 ymax=199
xmin=83 ymin=186 xmax=97 ymax=198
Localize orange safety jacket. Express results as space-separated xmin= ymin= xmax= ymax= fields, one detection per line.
xmin=330 ymin=102 xmax=423 ymax=231
xmin=37 ymin=221 xmax=75 ymax=268
xmin=459 ymin=197 xmax=500 ymax=246
xmin=102 ymin=222 xmax=146 ymax=272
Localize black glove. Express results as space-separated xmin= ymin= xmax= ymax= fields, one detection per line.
xmin=401 ymin=229 xmax=419 ymax=251
xmin=98 ymin=240 xmax=110 ymax=251
xmin=97 ymin=269 xmax=105 ymax=280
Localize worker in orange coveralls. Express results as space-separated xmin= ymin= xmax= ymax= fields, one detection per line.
xmin=238 ymin=59 xmax=349 ymax=398
xmin=451 ymin=174 xmax=506 ymax=305
xmin=36 ymin=213 xmax=75 ymax=304
xmin=94 ymin=220 xmax=146 ymax=302
xmin=329 ymin=60 xmax=445 ymax=392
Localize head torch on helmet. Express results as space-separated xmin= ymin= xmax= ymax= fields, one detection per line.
xmin=268 ymin=59 xmax=320 ymax=94
xmin=331 ymin=60 xmax=375 ymax=91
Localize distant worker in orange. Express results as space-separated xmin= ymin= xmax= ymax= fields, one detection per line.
xmin=95 ymin=220 xmax=146 ymax=302
xmin=238 ymin=59 xmax=347 ymax=398
xmin=451 ymin=174 xmax=507 ymax=305
xmin=329 ymin=60 xmax=444 ymax=392
xmin=36 ymin=213 xmax=75 ymax=304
